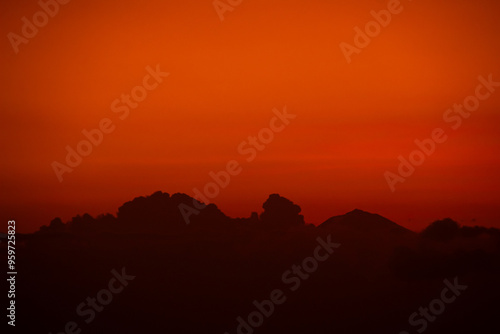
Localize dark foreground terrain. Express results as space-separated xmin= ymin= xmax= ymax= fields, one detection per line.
xmin=5 ymin=191 xmax=500 ymax=333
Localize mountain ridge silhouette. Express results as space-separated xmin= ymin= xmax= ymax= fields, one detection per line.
xmin=9 ymin=191 xmax=500 ymax=333
xmin=319 ymin=208 xmax=414 ymax=235
xmin=37 ymin=191 xmax=417 ymax=235
xmin=36 ymin=191 xmax=499 ymax=239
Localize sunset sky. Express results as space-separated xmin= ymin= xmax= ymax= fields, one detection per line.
xmin=1 ymin=0 xmax=500 ymax=233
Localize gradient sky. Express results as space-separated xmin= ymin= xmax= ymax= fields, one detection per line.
xmin=1 ymin=0 xmax=500 ymax=233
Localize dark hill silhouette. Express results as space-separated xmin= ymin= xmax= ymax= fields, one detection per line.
xmin=421 ymin=217 xmax=461 ymax=241
xmin=422 ymin=217 xmax=500 ymax=241
xmin=13 ymin=191 xmax=500 ymax=333
xmin=318 ymin=209 xmax=415 ymax=239
xmin=319 ymin=208 xmax=413 ymax=235
xmin=117 ymin=191 xmax=230 ymax=231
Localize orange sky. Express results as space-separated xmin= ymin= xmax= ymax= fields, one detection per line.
xmin=1 ymin=0 xmax=500 ymax=233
